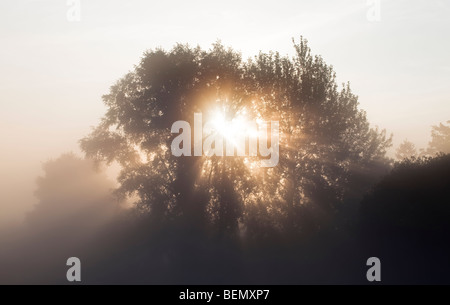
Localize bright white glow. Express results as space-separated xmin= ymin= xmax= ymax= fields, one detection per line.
xmin=210 ymin=109 xmax=259 ymax=146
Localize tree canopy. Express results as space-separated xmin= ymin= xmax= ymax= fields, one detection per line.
xmin=80 ymin=38 xmax=392 ymax=238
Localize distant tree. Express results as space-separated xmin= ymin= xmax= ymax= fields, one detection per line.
xmin=427 ymin=121 xmax=450 ymax=155
xmin=0 ymin=154 xmax=124 ymax=285
xmin=28 ymin=153 xmax=118 ymax=232
xmin=395 ymin=140 xmax=417 ymax=160
xmin=80 ymin=38 xmax=392 ymax=238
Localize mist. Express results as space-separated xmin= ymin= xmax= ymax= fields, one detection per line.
xmin=1 ymin=1 xmax=450 ymax=285
xmin=0 ymin=154 xmax=122 ymax=284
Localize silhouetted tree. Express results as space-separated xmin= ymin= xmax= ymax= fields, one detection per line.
xmin=80 ymin=38 xmax=392 ymax=239
xmin=242 ymin=40 xmax=392 ymax=237
xmin=360 ymin=154 xmax=450 ymax=284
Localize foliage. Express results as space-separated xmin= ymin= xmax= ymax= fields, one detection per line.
xmin=80 ymin=38 xmax=392 ymax=238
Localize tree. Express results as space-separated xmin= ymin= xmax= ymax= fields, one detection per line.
xmin=3 ymin=154 xmax=123 ymax=284
xmin=427 ymin=120 xmax=450 ymax=155
xmin=28 ymin=153 xmax=117 ymax=232
xmin=80 ymin=38 xmax=392 ymax=238
xmin=360 ymin=154 xmax=450 ymax=284
xmin=395 ymin=140 xmax=417 ymax=160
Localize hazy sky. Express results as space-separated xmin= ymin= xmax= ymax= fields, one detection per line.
xmin=1 ymin=0 xmax=449 ymax=224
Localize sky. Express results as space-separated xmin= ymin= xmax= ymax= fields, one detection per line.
xmin=1 ymin=0 xmax=449 ymax=225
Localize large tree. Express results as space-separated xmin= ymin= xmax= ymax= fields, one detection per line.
xmin=81 ymin=38 xmax=391 ymax=238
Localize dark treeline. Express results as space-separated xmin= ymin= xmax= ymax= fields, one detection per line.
xmin=0 ymin=39 xmax=449 ymax=284
xmin=360 ymin=154 xmax=450 ymax=284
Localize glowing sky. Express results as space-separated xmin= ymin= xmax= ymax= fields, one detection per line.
xmin=1 ymin=0 xmax=449 ymax=224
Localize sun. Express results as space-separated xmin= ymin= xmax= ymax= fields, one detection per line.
xmin=209 ymin=108 xmax=258 ymax=146
xmin=197 ymin=106 xmax=279 ymax=170
xmin=211 ymin=110 xmax=230 ymax=138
